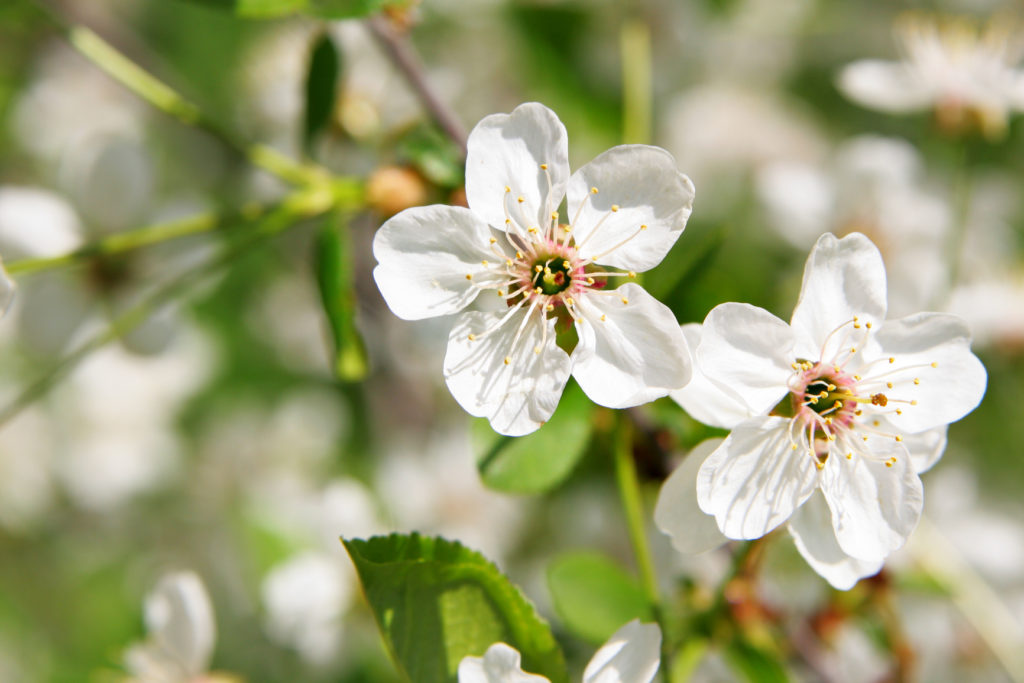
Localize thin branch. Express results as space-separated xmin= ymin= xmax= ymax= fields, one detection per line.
xmin=367 ymin=15 xmax=468 ymax=156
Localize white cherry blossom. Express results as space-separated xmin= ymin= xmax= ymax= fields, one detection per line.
xmin=661 ymin=233 xmax=985 ymax=585
xmin=373 ymin=103 xmax=694 ymax=435
xmin=838 ymin=13 xmax=1024 ymax=138
xmin=124 ymin=571 xmax=217 ymax=683
xmin=458 ymin=619 xmax=660 ymax=683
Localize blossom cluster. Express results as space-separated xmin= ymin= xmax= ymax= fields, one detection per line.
xmin=374 ymin=102 xmax=987 ymax=603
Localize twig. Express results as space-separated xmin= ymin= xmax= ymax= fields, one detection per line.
xmin=367 ymin=14 xmax=468 ymax=156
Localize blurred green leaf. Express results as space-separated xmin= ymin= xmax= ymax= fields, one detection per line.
xmin=474 ymin=382 xmax=593 ymax=494
xmin=343 ymin=533 xmax=568 ymax=683
xmin=547 ymin=551 xmax=651 ymax=645
xmin=179 ymin=0 xmax=411 ymax=18
xmin=303 ymin=31 xmax=340 ymax=154
xmin=315 ymin=212 xmax=368 ymax=382
xmin=722 ymin=640 xmax=791 ymax=683
xmin=397 ymin=125 xmax=464 ymax=188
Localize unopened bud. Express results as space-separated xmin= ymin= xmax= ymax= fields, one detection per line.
xmin=366 ymin=166 xmax=428 ymax=216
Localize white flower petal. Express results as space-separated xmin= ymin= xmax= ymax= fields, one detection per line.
xmin=0 ymin=261 xmax=14 ymax=317
xmin=445 ymin=309 xmax=571 ymax=436
xmin=654 ymin=438 xmax=729 ymax=555
xmin=465 ymin=102 xmax=569 ymax=231
xmin=788 ymin=492 xmax=883 ymax=590
xmin=0 ymin=186 xmax=84 ymax=258
xmin=820 ymin=441 xmax=923 ymax=562
xmin=696 ymin=416 xmax=818 ymax=540
xmin=566 ymin=145 xmax=694 ymax=272
xmin=872 ymin=417 xmax=947 ymax=474
xmin=458 ymin=643 xmax=550 ymax=683
xmin=698 ymin=303 xmax=794 ymax=415
xmin=373 ymin=205 xmax=504 ymax=321
xmin=837 ymin=60 xmax=934 ymax=113
xmin=669 ymin=324 xmax=751 ymax=430
xmin=790 ymin=233 xmax=888 ymax=355
xmin=143 ymin=571 xmax=215 ymax=677
xmin=872 ymin=313 xmax=987 ymax=434
xmin=572 ymin=283 xmax=691 ymax=409
xmin=583 ymin=620 xmax=661 ymax=683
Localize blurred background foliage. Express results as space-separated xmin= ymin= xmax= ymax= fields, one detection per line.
xmin=0 ymin=0 xmax=1023 ymax=681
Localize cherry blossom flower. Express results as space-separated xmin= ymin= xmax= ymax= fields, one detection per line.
xmin=658 ymin=233 xmax=986 ymax=587
xmin=124 ymin=571 xmax=218 ymax=683
xmin=458 ymin=619 xmax=660 ymax=683
xmin=838 ymin=13 xmax=1024 ymax=138
xmin=373 ymin=103 xmax=694 ymax=435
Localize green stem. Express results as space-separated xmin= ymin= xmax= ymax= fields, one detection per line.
xmin=946 ymin=141 xmax=973 ymax=297
xmin=620 ymin=19 xmax=652 ymax=146
xmin=0 ymin=184 xmax=337 ymax=429
xmin=612 ymin=412 xmax=667 ymax=681
xmin=4 ymin=180 xmax=361 ymax=277
xmin=35 ymin=2 xmax=328 ymax=188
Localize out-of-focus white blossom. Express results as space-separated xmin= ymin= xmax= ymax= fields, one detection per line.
xmin=124 ymin=571 xmax=216 ymax=683
xmin=838 ymin=13 xmax=1024 ymax=138
xmin=756 ymin=136 xmax=951 ymax=316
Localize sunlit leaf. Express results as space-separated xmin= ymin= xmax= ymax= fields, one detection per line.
xmin=344 ymin=534 xmax=568 ymax=683
xmin=722 ymin=640 xmax=791 ymax=683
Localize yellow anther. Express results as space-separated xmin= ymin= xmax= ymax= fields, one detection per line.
xmin=498 ymin=290 xmax=505 ymax=297
xmin=505 ymin=259 xmax=513 ymax=267
xmin=504 ymin=186 xmax=511 ymax=193
xmin=889 ymin=357 xmax=895 ymax=364
xmin=545 ymin=304 xmax=554 ymax=312
xmin=586 ymin=277 xmax=595 ymax=285
xmin=792 ymin=444 xmax=798 ymax=451
xmin=467 ymin=333 xmax=478 ymax=341
xmin=866 ymin=322 xmax=872 ymax=329
xmin=540 ymin=163 xmax=548 ymax=170
xmin=854 ymin=323 xmax=861 ymax=329
xmin=563 ymin=260 xmax=571 ymax=269
xmin=886 ymin=382 xmax=893 ymax=389
xmin=517 ymin=196 xmax=524 ymax=203
xmin=845 ymin=453 xmax=853 ymax=460
xmin=600 ymin=314 xmax=607 ymax=322
xmin=611 ymin=204 xmax=619 ymax=212
xmin=931 ymin=361 xmax=938 ymax=368
xmin=516 ymin=251 xmax=524 ymax=259
xmin=481 ymin=260 xmax=489 ymax=266
xmin=621 ymin=297 xmax=629 ymax=305
xmin=565 ymin=297 xmax=574 ymax=305
xmin=855 ymin=409 xmax=862 ymax=416
xmin=895 ymin=435 xmax=903 ymax=442
xmin=534 ymin=287 xmax=543 ymax=294
xmin=850 ymin=347 xmax=857 ymax=354
xmin=827 ymin=434 xmax=836 ymax=441
xmin=873 ymin=420 xmax=880 ymax=427
xmin=528 ymin=227 xmax=538 ymax=234
xmin=827 ymin=383 xmax=836 ymax=391
xmin=503 ymin=356 xmax=511 ymax=365
xmin=815 ymin=461 xmax=824 ymax=471
xmin=854 ymin=375 xmax=861 ymax=381
xmin=505 ymin=218 xmax=511 ymax=224
xmin=551 ymin=212 xmax=559 ymax=220
xmin=535 ymin=265 xmax=543 ymax=272
xmin=628 ymin=271 xmax=636 ymax=278
xmin=863 ymin=435 xmax=869 ymax=441
xmin=640 ymin=224 xmax=648 ymax=230
xmin=885 ymin=460 xmax=893 ymax=468
xmin=489 ymin=237 xmax=497 ymax=244
xmin=590 ymin=187 xmax=598 ymax=194
xmin=895 ymin=408 xmax=902 ymax=415
xmin=910 ymin=400 xmax=918 ymax=406
xmin=465 ymin=273 xmax=473 ymax=280
xmin=913 ymin=378 xmax=920 ymax=385
xmin=534 ymin=345 xmax=542 ymax=354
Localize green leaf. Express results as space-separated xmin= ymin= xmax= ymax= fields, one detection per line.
xmin=315 ymin=213 xmax=368 ymax=382
xmin=343 ymin=534 xmax=568 ymax=683
xmin=722 ymin=640 xmax=791 ymax=683
xmin=474 ymin=382 xmax=593 ymax=494
xmin=303 ymin=32 xmax=340 ymax=154
xmin=547 ymin=552 xmax=651 ymax=644
xmin=397 ymin=125 xmax=465 ymax=188
xmin=182 ymin=0 xmax=306 ymax=18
